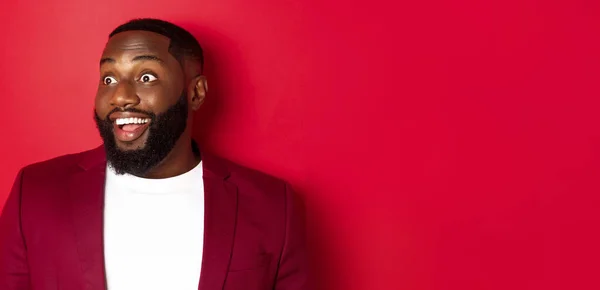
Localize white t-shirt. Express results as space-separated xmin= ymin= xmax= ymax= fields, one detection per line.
xmin=103 ymin=161 xmax=204 ymax=290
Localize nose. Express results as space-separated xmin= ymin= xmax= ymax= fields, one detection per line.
xmin=110 ymin=81 xmax=140 ymax=109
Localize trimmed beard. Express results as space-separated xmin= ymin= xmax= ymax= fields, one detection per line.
xmin=94 ymin=93 xmax=189 ymax=176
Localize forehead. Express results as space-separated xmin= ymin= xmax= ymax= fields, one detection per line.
xmin=102 ymin=30 xmax=172 ymax=58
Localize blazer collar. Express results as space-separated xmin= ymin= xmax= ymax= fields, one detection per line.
xmin=77 ymin=145 xmax=106 ymax=171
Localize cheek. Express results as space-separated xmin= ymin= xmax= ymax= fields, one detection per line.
xmin=136 ymin=85 xmax=176 ymax=113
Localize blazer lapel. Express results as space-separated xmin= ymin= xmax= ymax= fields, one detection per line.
xmin=69 ymin=147 xmax=107 ymax=290
xmin=199 ymin=155 xmax=238 ymax=290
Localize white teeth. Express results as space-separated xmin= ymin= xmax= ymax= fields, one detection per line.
xmin=115 ymin=117 xmax=150 ymax=125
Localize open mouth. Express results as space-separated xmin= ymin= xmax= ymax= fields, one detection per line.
xmin=113 ymin=117 xmax=152 ymax=142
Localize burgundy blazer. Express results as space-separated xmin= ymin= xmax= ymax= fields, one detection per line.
xmin=0 ymin=146 xmax=309 ymax=290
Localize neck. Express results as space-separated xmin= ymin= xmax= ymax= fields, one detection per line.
xmin=139 ymin=135 xmax=200 ymax=179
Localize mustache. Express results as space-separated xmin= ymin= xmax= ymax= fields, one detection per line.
xmin=103 ymin=107 xmax=156 ymax=121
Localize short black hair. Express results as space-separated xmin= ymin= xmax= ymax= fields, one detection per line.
xmin=109 ymin=18 xmax=204 ymax=71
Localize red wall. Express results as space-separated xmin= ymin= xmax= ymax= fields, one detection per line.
xmin=1 ymin=0 xmax=599 ymax=289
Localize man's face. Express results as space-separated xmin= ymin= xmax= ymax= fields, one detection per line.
xmin=94 ymin=30 xmax=189 ymax=175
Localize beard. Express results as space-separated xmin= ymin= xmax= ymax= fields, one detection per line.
xmin=94 ymin=92 xmax=189 ymax=176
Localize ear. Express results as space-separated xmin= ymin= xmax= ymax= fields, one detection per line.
xmin=188 ymin=75 xmax=207 ymax=111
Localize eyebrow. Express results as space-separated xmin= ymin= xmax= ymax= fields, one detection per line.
xmin=100 ymin=57 xmax=115 ymax=66
xmin=99 ymin=55 xmax=164 ymax=66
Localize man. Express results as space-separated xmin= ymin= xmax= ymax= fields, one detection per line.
xmin=0 ymin=18 xmax=309 ymax=290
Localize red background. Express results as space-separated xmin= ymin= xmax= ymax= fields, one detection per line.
xmin=1 ymin=0 xmax=599 ymax=289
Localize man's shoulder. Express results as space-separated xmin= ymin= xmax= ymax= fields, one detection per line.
xmin=203 ymin=152 xmax=289 ymax=193
xmin=21 ymin=146 xmax=104 ymax=179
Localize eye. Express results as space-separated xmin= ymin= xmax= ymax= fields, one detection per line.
xmin=103 ymin=76 xmax=117 ymax=85
xmin=140 ymin=73 xmax=157 ymax=83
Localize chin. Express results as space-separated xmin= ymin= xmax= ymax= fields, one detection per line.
xmin=115 ymin=137 xmax=148 ymax=151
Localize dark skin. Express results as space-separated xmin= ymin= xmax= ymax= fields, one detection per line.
xmin=95 ymin=30 xmax=207 ymax=179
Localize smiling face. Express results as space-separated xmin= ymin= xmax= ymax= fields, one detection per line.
xmin=94 ymin=30 xmax=193 ymax=176
xmin=95 ymin=30 xmax=186 ymax=148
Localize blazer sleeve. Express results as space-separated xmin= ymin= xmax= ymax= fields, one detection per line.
xmin=274 ymin=183 xmax=311 ymax=290
xmin=0 ymin=170 xmax=31 ymax=290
